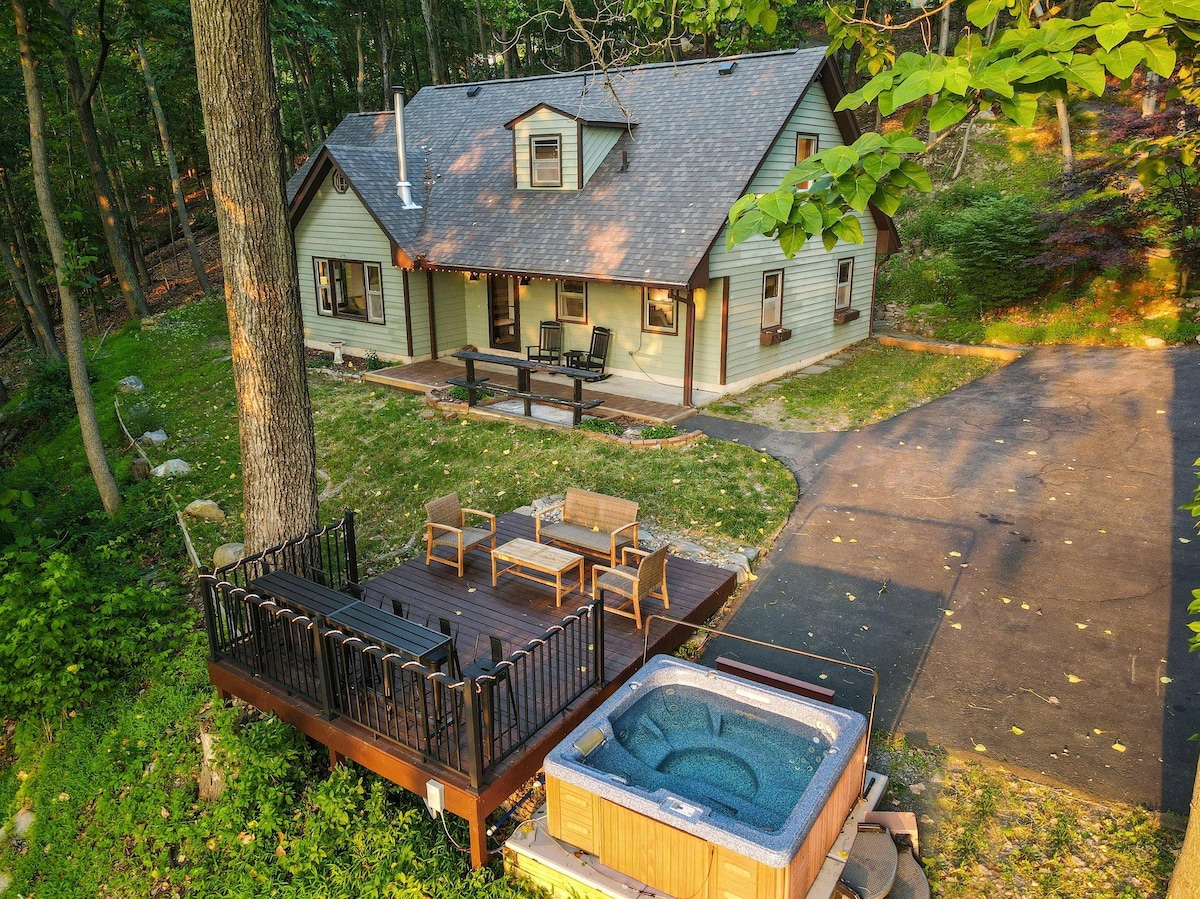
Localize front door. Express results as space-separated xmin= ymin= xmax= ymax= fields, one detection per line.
xmin=488 ymin=275 xmax=520 ymax=351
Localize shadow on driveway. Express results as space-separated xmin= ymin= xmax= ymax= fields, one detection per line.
xmin=694 ymin=346 xmax=1200 ymax=814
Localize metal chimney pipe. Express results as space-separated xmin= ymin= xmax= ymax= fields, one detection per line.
xmin=392 ymin=86 xmax=421 ymax=210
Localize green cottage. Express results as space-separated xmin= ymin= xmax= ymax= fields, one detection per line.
xmin=286 ymin=48 xmax=899 ymax=407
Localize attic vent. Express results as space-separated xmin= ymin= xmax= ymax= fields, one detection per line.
xmin=332 ymin=169 xmax=350 ymax=193
xmin=466 ymin=85 xmax=481 ymax=97
xmin=718 ymin=60 xmax=737 ymax=76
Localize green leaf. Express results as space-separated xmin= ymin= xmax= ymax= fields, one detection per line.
xmin=831 ymin=215 xmax=865 ymax=246
xmin=1015 ymin=56 xmax=1065 ymax=83
xmin=778 ymin=224 xmax=806 ymax=258
xmin=797 ymin=200 xmax=825 ymax=235
xmin=973 ymin=64 xmax=1017 ymax=97
xmin=943 ymin=61 xmax=972 ymax=95
xmin=1099 ymin=42 xmax=1145 ymax=79
xmin=1095 ymin=19 xmax=1131 ymax=51
xmin=760 ymin=8 xmax=778 ymax=32
xmin=892 ymin=70 xmax=939 ymax=107
xmin=727 ymin=210 xmax=767 ymax=248
xmin=862 ymin=151 xmax=901 ymax=181
xmin=928 ymin=97 xmax=970 ymax=132
xmin=1064 ymin=54 xmax=1107 ymax=95
xmin=822 ymin=229 xmax=840 ymax=252
xmin=822 ymin=145 xmax=859 ymax=178
xmin=757 ymin=189 xmax=794 ymax=224
xmin=1141 ymin=37 xmax=1177 ymax=77
xmin=836 ymin=88 xmax=868 ymax=111
xmin=886 ymin=133 xmax=927 ymax=154
xmin=850 ymin=133 xmax=888 ymax=155
xmin=902 ymin=104 xmax=926 ymax=132
xmin=861 ymin=72 xmax=895 ymax=103
xmin=728 ymin=193 xmax=758 ymax=225
xmin=998 ymin=93 xmax=1039 ymax=126
xmin=966 ymin=0 xmax=1008 ymax=27
xmin=845 ymin=173 xmax=878 ymax=212
xmin=871 ymin=182 xmax=904 ymax=216
xmin=783 ymin=160 xmax=825 ymax=189
xmin=1164 ymin=0 xmax=1200 ymax=19
xmin=896 ymin=159 xmax=933 ymax=192
xmin=1084 ymin=2 xmax=1127 ymax=25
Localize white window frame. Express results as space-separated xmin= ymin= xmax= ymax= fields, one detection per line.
xmin=557 ymin=279 xmax=588 ymax=323
xmin=312 ymin=257 xmax=385 ymax=324
xmin=642 ymin=288 xmax=678 ymax=335
xmin=835 ymin=258 xmax=854 ymax=309
xmin=531 ymin=136 xmax=562 ymax=187
xmin=795 ymin=134 xmax=819 ymax=190
xmin=761 ymin=269 xmax=783 ymax=330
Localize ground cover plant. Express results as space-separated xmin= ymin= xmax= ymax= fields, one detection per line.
xmin=705 ymin=343 xmax=1002 ymax=432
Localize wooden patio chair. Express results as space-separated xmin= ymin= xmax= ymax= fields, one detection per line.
xmin=564 ymin=326 xmax=612 ymax=375
xmin=425 ymin=492 xmax=496 ymax=576
xmin=527 ymin=320 xmax=563 ymax=364
xmin=592 ymin=544 xmax=670 ymax=630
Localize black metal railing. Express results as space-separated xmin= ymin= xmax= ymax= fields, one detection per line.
xmin=200 ymin=556 xmax=605 ymax=789
xmin=211 ymin=511 xmax=359 ymax=594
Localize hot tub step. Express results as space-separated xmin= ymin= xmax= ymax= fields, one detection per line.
xmin=884 ymin=850 xmax=930 ymax=899
xmin=839 ymin=826 xmax=898 ymax=899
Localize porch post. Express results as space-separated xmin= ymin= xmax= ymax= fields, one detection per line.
xmin=426 ymin=270 xmax=438 ymax=360
xmin=682 ymin=295 xmax=696 ymax=407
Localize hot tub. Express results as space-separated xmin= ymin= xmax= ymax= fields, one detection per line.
xmin=543 ymin=655 xmax=867 ymax=899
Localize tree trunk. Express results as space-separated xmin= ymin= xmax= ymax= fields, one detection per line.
xmin=0 ymin=232 xmax=60 ymax=361
xmin=137 ymin=40 xmax=212 ymax=292
xmin=13 ymin=0 xmax=121 ymax=514
xmin=475 ymin=0 xmax=487 ymax=59
xmin=285 ymin=48 xmax=314 ymax=151
xmin=1056 ymin=97 xmax=1074 ymax=176
xmin=97 ymin=86 xmax=153 ymax=291
xmin=500 ymin=22 xmax=512 ymax=78
xmin=190 ymin=0 xmax=320 ymax=552
xmin=1 ymin=170 xmax=60 ymax=353
xmin=1167 ymin=760 xmax=1200 ymax=898
xmin=927 ymin=2 xmax=953 ymax=144
xmin=49 ymin=0 xmax=150 ymax=320
xmin=378 ymin=2 xmax=391 ymax=102
xmin=286 ymin=43 xmax=326 ymax=142
xmin=1143 ymin=71 xmax=1160 ymax=117
xmin=419 ymin=0 xmax=443 ymax=84
xmin=355 ymin=5 xmax=366 ymax=113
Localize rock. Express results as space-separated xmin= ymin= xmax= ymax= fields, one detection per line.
xmin=0 ymin=871 xmax=10 ymax=893
xmin=511 ymin=505 xmax=535 ymax=517
xmin=139 ymin=429 xmax=169 ymax=446
xmin=909 ymin=782 xmax=926 ymax=795
xmin=184 ymin=499 xmax=226 ymax=522
xmin=672 ymin=540 xmax=707 ymax=559
xmin=727 ymin=552 xmax=751 ymax=575
xmin=212 ymin=543 xmax=244 ymax=570
xmin=131 ymin=458 xmax=152 ymax=481
xmin=741 ymin=546 xmax=760 ymax=562
xmin=117 ymin=375 xmax=145 ymax=393
xmin=1144 ymin=336 xmax=1166 ymax=348
xmin=419 ymin=409 xmax=437 ymax=419
xmin=211 ymin=355 xmax=232 ymax=364
xmin=152 ymin=459 xmax=191 ymax=478
xmin=720 ymin=562 xmax=748 ymax=584
xmin=12 ymin=808 xmax=33 ymax=837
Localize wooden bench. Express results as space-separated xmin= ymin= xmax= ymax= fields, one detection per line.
xmin=714 ymin=656 xmax=836 ymax=704
xmin=450 ymin=350 xmax=606 ymax=426
xmin=535 ymin=488 xmax=639 ymax=567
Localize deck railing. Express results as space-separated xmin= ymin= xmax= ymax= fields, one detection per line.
xmin=211 ymin=511 xmax=359 ymax=594
xmin=199 ymin=538 xmax=604 ymax=789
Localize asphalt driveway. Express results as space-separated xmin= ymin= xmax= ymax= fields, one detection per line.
xmin=694 ymin=346 xmax=1200 ymax=815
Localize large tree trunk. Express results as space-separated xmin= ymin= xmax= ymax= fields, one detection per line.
xmin=419 ymin=0 xmax=443 ymax=83
xmin=1168 ymin=760 xmax=1200 ymax=898
xmin=0 ymin=231 xmax=60 ymax=361
xmin=1056 ymin=98 xmax=1074 ymax=176
xmin=13 ymin=0 xmax=121 ymax=514
xmin=355 ymin=5 xmax=366 ymax=113
xmin=0 ymin=171 xmax=60 ymax=356
xmin=49 ymin=0 xmax=151 ymax=320
xmin=137 ymin=40 xmax=211 ymax=292
xmin=377 ymin=2 xmax=391 ymax=102
xmin=190 ymin=0 xmax=320 ymax=552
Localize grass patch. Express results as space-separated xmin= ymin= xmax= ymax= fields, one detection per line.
xmin=705 ymin=344 xmax=1002 ymax=432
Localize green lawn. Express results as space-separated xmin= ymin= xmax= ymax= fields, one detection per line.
xmin=705 ymin=343 xmax=1003 ymax=432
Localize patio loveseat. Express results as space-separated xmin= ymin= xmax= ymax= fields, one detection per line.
xmin=534 ymin=488 xmax=639 ymax=566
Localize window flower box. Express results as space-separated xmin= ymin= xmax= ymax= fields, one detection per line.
xmin=833 ymin=307 xmax=860 ymax=325
xmin=760 ymin=327 xmax=792 ymax=346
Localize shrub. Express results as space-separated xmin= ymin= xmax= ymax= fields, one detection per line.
xmin=876 ymin=255 xmax=965 ymax=308
xmin=448 ymin=384 xmax=493 ymax=402
xmin=938 ymin=195 xmax=1051 ymax=309
xmin=576 ymin=418 xmax=623 ymax=435
xmin=365 ymin=350 xmax=384 ymax=371
xmin=640 ymin=425 xmax=678 ymax=440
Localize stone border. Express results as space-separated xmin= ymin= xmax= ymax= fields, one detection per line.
xmin=424 ymin=388 xmax=703 ymax=448
xmin=877 ymin=333 xmax=1024 ymax=362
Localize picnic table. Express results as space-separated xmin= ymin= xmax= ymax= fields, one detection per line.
xmin=449 ymin=349 xmax=606 ymax=426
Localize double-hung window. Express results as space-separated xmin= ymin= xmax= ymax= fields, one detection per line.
xmin=761 ymin=270 xmax=783 ymax=330
xmin=313 ymin=257 xmax=385 ymax=323
xmin=557 ymin=279 xmax=587 ymax=323
xmin=795 ymin=134 xmax=819 ymax=190
xmin=835 ymin=258 xmax=854 ymax=309
xmin=643 ymin=288 xmax=678 ymax=335
xmin=531 ymin=136 xmax=562 ymax=187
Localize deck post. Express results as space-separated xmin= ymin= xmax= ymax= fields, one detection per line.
xmin=311 ymin=621 xmax=337 ymax=720
xmin=199 ymin=570 xmax=220 ymax=662
xmin=343 ymin=509 xmax=360 ymax=589
xmin=468 ymin=810 xmax=489 ymax=868
xmin=464 ymin=356 xmax=479 ymax=406
xmin=573 ymin=377 xmax=583 ymax=426
xmin=462 ymin=678 xmax=485 ymax=789
xmin=594 ymin=598 xmax=606 ymax=687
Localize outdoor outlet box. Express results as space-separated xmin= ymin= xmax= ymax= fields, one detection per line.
xmin=425 ymin=779 xmax=446 ymax=818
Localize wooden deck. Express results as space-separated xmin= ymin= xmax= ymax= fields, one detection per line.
xmin=364 ymin=359 xmax=694 ymax=424
xmin=207 ymin=512 xmax=735 ymax=867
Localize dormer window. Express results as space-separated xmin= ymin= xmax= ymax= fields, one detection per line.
xmin=531 ymin=137 xmax=562 ymax=187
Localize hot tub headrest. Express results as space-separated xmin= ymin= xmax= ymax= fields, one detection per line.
xmin=573 ymin=726 xmax=607 ymax=758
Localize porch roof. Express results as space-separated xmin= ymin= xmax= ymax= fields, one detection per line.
xmin=287 ymin=49 xmax=830 ymax=289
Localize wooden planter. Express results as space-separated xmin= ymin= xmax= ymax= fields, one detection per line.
xmin=833 ymin=308 xmax=860 ymax=325
xmin=760 ymin=327 xmax=793 ymax=346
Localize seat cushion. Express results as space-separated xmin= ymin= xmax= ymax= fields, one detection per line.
xmin=432 ymin=526 xmax=493 ymax=552
xmin=595 ymin=565 xmax=639 ymax=598
xmin=541 ymin=521 xmax=631 ymax=555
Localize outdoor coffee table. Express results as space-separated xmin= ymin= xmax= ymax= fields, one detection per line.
xmin=492 ymin=538 xmax=586 ymax=606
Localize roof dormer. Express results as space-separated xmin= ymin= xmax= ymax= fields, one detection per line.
xmin=505 ymin=102 xmax=636 ymax=191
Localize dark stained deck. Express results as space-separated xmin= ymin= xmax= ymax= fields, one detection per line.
xmin=207 ymin=511 xmax=736 ymax=866
xmin=364 ymin=359 xmax=694 ymax=424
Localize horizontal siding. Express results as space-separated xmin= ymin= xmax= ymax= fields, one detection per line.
xmin=581 ymin=127 xmax=621 ymax=185
xmin=406 ymin=271 xmax=430 ymax=358
xmin=431 ymin=271 xmax=467 ymax=353
xmin=513 ymin=109 xmax=580 ymax=190
xmin=691 ymin=282 xmax=722 ymax=389
xmin=708 ymin=80 xmax=878 ymax=390
xmin=294 ymin=170 xmax=410 ymax=360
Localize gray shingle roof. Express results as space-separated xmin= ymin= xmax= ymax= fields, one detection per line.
xmin=287 ymin=48 xmax=828 ymax=288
